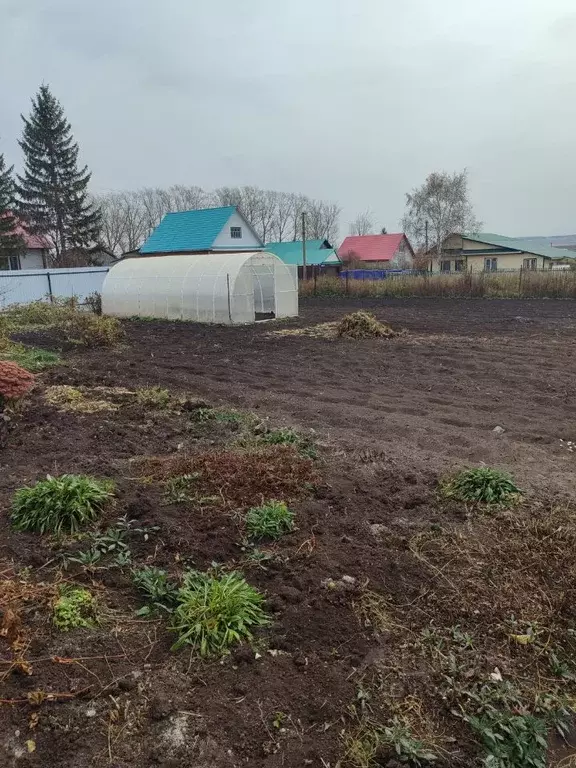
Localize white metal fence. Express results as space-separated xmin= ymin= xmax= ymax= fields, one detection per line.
xmin=0 ymin=267 xmax=109 ymax=308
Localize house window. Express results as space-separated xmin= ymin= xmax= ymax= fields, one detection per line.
xmin=523 ymin=257 xmax=537 ymax=271
xmin=484 ymin=258 xmax=498 ymax=272
xmin=9 ymin=255 xmax=21 ymax=270
xmin=454 ymin=260 xmax=466 ymax=272
xmin=440 ymin=260 xmax=451 ymax=272
xmin=230 ymin=226 xmax=242 ymax=239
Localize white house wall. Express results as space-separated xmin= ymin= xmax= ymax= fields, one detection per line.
xmin=21 ymin=250 xmax=46 ymax=269
xmin=212 ymin=211 xmax=262 ymax=249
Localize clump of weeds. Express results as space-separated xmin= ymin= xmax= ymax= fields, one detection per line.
xmin=63 ymin=516 xmax=159 ymax=570
xmin=440 ymin=466 xmax=521 ymax=507
xmin=161 ymin=474 xmax=218 ymax=506
xmin=258 ymin=427 xmax=318 ymax=459
xmin=11 ymin=474 xmax=115 ymax=535
xmin=52 ymin=586 xmax=97 ymax=631
xmin=136 ymin=386 xmax=173 ymax=409
xmin=132 ymin=566 xmax=179 ymax=615
xmin=170 ymin=569 xmax=270 ymax=655
xmin=44 ymin=385 xmax=119 ymax=413
xmin=245 ymin=500 xmax=294 ymax=540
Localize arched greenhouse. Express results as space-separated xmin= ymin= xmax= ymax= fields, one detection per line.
xmin=101 ymin=251 xmax=298 ymax=325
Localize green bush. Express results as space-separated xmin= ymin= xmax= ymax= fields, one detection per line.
xmin=11 ymin=474 xmax=115 ymax=534
xmin=245 ymin=500 xmax=294 ymax=540
xmin=170 ymin=570 xmax=270 ymax=655
xmin=441 ymin=467 xmax=521 ymax=507
xmin=53 ymin=586 xmax=96 ymax=631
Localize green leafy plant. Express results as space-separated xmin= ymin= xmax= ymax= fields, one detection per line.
xmin=132 ymin=566 xmax=179 ymax=614
xmin=11 ymin=474 xmax=115 ymax=534
xmin=441 ymin=467 xmax=521 ymax=507
xmin=345 ymin=718 xmax=437 ymax=767
xmin=245 ymin=500 xmax=294 ymax=540
xmin=53 ymin=586 xmax=96 ymax=631
xmin=260 ymin=428 xmax=317 ymax=459
xmin=64 ymin=516 xmax=157 ymax=567
xmin=66 ymin=549 xmax=102 ymax=568
xmin=136 ymin=386 xmax=172 ymax=409
xmin=467 ymin=711 xmax=548 ymax=768
xmin=170 ymin=570 xmax=270 ymax=655
xmin=382 ymin=718 xmax=438 ymax=765
xmin=243 ymin=547 xmax=278 ymax=569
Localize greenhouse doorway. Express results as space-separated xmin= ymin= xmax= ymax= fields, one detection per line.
xmin=252 ymin=265 xmax=276 ymax=321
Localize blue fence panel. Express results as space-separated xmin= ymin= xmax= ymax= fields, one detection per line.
xmin=340 ymin=269 xmax=421 ymax=281
xmin=0 ymin=267 xmax=109 ymax=308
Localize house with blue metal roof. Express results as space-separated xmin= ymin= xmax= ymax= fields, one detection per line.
xmin=139 ymin=206 xmax=264 ymax=255
xmin=264 ymin=239 xmax=341 ymax=266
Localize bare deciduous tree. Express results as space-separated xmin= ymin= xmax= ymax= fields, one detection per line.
xmin=402 ymin=169 xmax=481 ymax=255
xmin=97 ymin=184 xmax=341 ymax=255
xmin=349 ymin=209 xmax=375 ymax=236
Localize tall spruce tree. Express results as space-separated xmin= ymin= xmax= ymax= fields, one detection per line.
xmin=17 ymin=85 xmax=101 ymax=265
xmin=0 ymin=149 xmax=25 ymax=268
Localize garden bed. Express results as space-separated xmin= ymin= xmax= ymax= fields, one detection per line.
xmin=2 ymin=298 xmax=576 ymax=767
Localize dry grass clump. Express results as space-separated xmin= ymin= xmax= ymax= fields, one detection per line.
xmin=136 ymin=445 xmax=317 ymax=508
xmin=44 ymin=385 xmax=119 ymax=413
xmin=2 ymin=299 xmax=123 ymax=348
xmin=301 ymin=271 xmax=576 ymax=299
xmin=345 ymin=502 xmax=576 ymax=766
xmin=343 ymin=503 xmax=576 ymax=768
xmin=336 ymin=311 xmax=399 ymax=339
xmin=61 ymin=312 xmax=123 ymax=347
xmin=0 ymin=563 xmax=59 ymax=678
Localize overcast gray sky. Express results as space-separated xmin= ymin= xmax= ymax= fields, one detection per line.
xmin=2 ymin=0 xmax=576 ymax=239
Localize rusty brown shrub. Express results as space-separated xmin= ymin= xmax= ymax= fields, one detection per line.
xmin=0 ymin=361 xmax=35 ymax=402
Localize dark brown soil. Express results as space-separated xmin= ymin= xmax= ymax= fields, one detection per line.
xmin=1 ymin=298 xmax=576 ymax=768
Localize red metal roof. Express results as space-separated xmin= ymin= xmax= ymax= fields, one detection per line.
xmin=1 ymin=213 xmax=51 ymax=250
xmin=338 ymin=233 xmax=412 ymax=262
xmin=14 ymin=220 xmax=50 ymax=250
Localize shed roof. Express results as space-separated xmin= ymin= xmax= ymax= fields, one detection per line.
xmin=464 ymin=233 xmax=576 ymax=261
xmin=265 ymin=239 xmax=340 ymax=266
xmin=338 ymin=233 xmax=413 ymax=261
xmin=140 ymin=206 xmax=257 ymax=254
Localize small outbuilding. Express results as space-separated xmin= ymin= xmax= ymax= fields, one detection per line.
xmin=102 ymin=251 xmax=298 ymax=325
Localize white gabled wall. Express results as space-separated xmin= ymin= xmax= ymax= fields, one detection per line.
xmin=212 ymin=211 xmax=262 ymax=249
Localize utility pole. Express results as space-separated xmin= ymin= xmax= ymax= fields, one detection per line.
xmin=301 ymin=211 xmax=307 ymax=281
xmin=425 ymin=220 xmax=429 ymax=252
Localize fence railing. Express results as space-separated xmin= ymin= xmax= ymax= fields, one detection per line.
xmin=0 ymin=267 xmax=109 ymax=308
